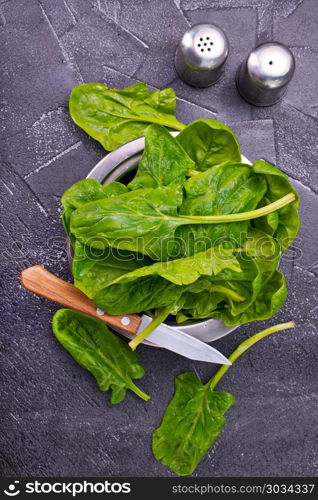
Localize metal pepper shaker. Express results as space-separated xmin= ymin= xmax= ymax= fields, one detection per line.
xmin=175 ymin=23 xmax=229 ymax=87
xmin=236 ymin=42 xmax=295 ymax=106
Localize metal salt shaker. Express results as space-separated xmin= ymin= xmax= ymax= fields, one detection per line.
xmin=236 ymin=42 xmax=295 ymax=106
xmin=175 ymin=23 xmax=229 ymax=87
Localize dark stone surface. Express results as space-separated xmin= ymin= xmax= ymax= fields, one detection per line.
xmin=0 ymin=0 xmax=317 ymax=478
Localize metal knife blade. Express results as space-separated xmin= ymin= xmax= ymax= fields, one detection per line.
xmin=138 ymin=315 xmax=231 ymax=365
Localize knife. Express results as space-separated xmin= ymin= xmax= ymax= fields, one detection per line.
xmin=136 ymin=314 xmax=231 ymax=364
xmin=20 ymin=265 xmax=231 ymax=365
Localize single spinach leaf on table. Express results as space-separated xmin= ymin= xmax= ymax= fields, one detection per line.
xmin=152 ymin=321 xmax=295 ymax=476
xmin=152 ymin=372 xmax=235 ymax=476
xmin=52 ymin=309 xmax=150 ymax=403
xmin=176 ymin=119 xmax=241 ymax=171
xmin=69 ymin=82 xmax=185 ymax=151
xmin=128 ymin=124 xmax=195 ymax=190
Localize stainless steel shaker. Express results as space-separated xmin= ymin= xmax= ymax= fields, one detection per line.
xmin=236 ymin=42 xmax=295 ymax=106
xmin=175 ymin=23 xmax=229 ymax=87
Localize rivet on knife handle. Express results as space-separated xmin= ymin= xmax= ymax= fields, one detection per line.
xmin=20 ymin=265 xmax=141 ymax=334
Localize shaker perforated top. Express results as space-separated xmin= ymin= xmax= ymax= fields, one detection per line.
xmin=175 ymin=23 xmax=229 ymax=87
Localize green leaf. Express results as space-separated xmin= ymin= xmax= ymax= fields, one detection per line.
xmin=252 ymin=160 xmax=300 ymax=250
xmin=69 ymin=82 xmax=184 ymax=151
xmin=52 ymin=309 xmax=150 ymax=403
xmin=152 ymin=373 xmax=235 ymax=476
xmin=175 ymin=159 xmax=299 ymax=256
xmin=70 ymin=184 xmax=184 ymax=260
xmin=72 ymin=240 xmax=152 ymax=299
xmin=106 ymin=246 xmax=241 ymax=287
xmin=129 ymin=124 xmax=195 ymax=190
xmin=70 ymin=182 xmax=296 ymax=261
xmin=96 ymin=276 xmax=186 ymax=315
xmin=61 ymin=179 xmax=128 ymax=238
xmin=180 ymin=229 xmax=286 ymax=326
xmin=176 ymin=161 xmax=267 ymax=256
xmin=93 ymin=246 xmax=241 ymax=315
xmin=176 ymin=119 xmax=241 ymax=171
xmin=153 ymin=321 xmax=295 ymax=476
xmin=212 ymin=270 xmax=287 ymax=326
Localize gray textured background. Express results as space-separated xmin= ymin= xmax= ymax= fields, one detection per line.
xmin=1 ymin=0 xmax=317 ymax=478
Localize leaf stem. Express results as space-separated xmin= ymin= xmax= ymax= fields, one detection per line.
xmin=208 ymin=285 xmax=245 ymax=302
xmin=129 ymin=381 xmax=151 ymax=401
xmin=209 ymin=321 xmax=295 ymax=391
xmin=166 ymin=120 xmax=185 ymax=131
xmin=187 ymin=169 xmax=201 ymax=176
xmin=180 ymin=193 xmax=295 ymax=224
xmin=129 ymin=306 xmax=172 ymax=351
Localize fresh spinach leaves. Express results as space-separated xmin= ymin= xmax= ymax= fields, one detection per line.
xmin=70 ymin=182 xmax=295 ymax=261
xmin=64 ymin=90 xmax=299 ymax=344
xmin=152 ymin=321 xmax=295 ymax=475
xmin=72 ymin=240 xmax=151 ymax=299
xmin=69 ymin=82 xmax=185 ymax=151
xmin=93 ymin=246 xmax=241 ymax=315
xmin=176 ymin=119 xmax=241 ymax=170
xmin=61 ymin=178 xmax=128 ymax=239
xmin=128 ymin=124 xmax=195 ymax=190
xmin=52 ymin=309 xmax=149 ymax=403
xmin=252 ymin=160 xmax=300 ymax=250
xmin=153 ymin=372 xmax=235 ymax=476
xmin=50 ymin=83 xmax=302 ymax=476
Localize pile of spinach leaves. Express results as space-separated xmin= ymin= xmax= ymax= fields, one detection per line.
xmin=64 ymin=89 xmax=299 ymax=347
xmin=48 ymin=83 xmax=301 ymax=476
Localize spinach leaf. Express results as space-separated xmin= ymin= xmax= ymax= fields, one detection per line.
xmin=70 ymin=184 xmax=184 ymax=260
xmin=152 ymin=372 xmax=235 ymax=476
xmin=212 ymin=270 xmax=287 ymax=326
xmin=95 ymin=276 xmax=185 ymax=315
xmin=105 ymin=246 xmax=241 ymax=287
xmin=182 ymin=268 xmax=286 ymax=326
xmin=92 ymin=229 xmax=285 ymax=329
xmin=152 ymin=321 xmax=295 ymax=475
xmin=93 ymin=246 xmax=240 ymax=315
xmin=62 ymin=179 xmax=128 ymax=238
xmin=176 ymin=119 xmax=241 ymax=171
xmin=179 ymin=229 xmax=285 ymax=325
xmin=69 ymin=82 xmax=185 ymax=151
xmin=176 ymin=161 xmax=267 ymax=256
xmin=252 ymin=160 xmax=300 ymax=250
xmin=128 ymin=124 xmax=195 ymax=190
xmin=52 ymin=309 xmax=149 ymax=403
xmin=70 ymin=183 xmax=295 ymax=261
xmin=73 ymin=240 xmax=152 ymax=299
xmin=206 ymin=229 xmax=281 ymax=319
xmin=175 ymin=159 xmax=300 ymax=256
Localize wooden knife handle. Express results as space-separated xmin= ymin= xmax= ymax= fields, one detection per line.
xmin=20 ymin=265 xmax=141 ymax=335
